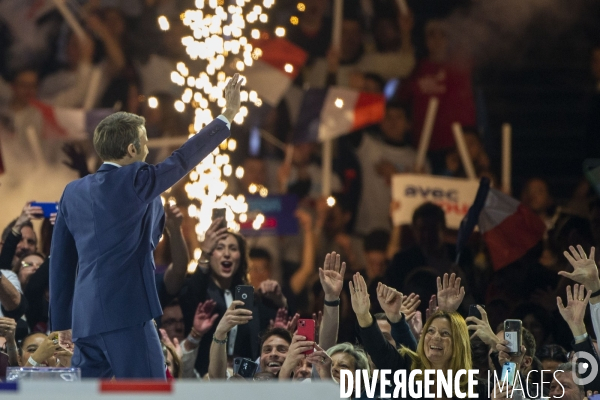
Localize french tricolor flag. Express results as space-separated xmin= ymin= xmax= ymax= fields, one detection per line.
xmin=243 ymin=37 xmax=307 ymax=106
xmin=294 ymin=87 xmax=385 ymax=142
xmin=477 ymin=185 xmax=546 ymax=271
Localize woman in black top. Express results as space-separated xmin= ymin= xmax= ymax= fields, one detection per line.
xmin=350 ymin=273 xmax=489 ymax=399
xmin=178 ymin=219 xmax=283 ymax=376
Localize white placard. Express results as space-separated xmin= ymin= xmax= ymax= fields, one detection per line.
xmin=391 ymin=174 xmax=480 ymax=229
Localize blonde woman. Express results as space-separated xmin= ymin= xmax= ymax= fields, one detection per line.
xmin=350 ymin=273 xmax=487 ymax=399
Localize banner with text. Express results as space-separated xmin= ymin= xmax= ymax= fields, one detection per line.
xmin=391 ymin=174 xmax=479 ymax=229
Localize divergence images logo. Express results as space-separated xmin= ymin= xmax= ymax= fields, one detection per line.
xmin=572 ymin=351 xmax=599 ymax=386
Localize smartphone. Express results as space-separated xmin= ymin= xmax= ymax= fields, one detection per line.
xmin=504 ymin=319 xmax=522 ymax=356
xmin=468 ymin=304 xmax=484 ymax=320
xmin=589 ymin=395 xmax=600 ymax=400
xmin=212 ymin=207 xmax=227 ymax=230
xmin=501 ymin=361 xmax=517 ymax=386
xmin=237 ymin=358 xmax=258 ymax=379
xmin=235 ymin=285 xmax=254 ymax=310
xmin=233 ymin=357 xmax=243 ymax=375
xmin=297 ymin=318 xmax=315 ymax=355
xmin=30 ymin=202 xmax=58 ymax=218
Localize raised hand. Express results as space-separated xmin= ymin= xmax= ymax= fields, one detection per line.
xmin=200 ymin=218 xmax=228 ymax=255
xmin=436 ymin=273 xmax=465 ymax=312
xmin=305 ymin=343 xmax=332 ymax=379
xmin=319 ymin=252 xmax=346 ymax=301
xmin=0 ymin=317 xmax=17 ymax=342
xmin=349 ymin=273 xmax=371 ymax=321
xmin=14 ymin=201 xmax=44 ymax=231
xmin=465 ymin=305 xmax=500 ymax=347
xmin=400 ymin=293 xmax=421 ymax=320
xmin=425 ymin=295 xmax=438 ymax=320
xmin=193 ymin=299 xmax=219 ymax=337
xmin=278 ymin=334 xmax=315 ymax=380
xmin=557 ymin=284 xmax=591 ymax=338
xmin=408 ymin=310 xmax=423 ymax=340
xmin=165 ymin=203 xmax=184 ymax=234
xmin=214 ymin=300 xmax=252 ymax=340
xmin=223 ymin=73 xmax=243 ymax=122
xmin=376 ymin=283 xmax=403 ymax=323
xmin=561 ymin=246 xmax=600 ymax=293
xmin=259 ymin=279 xmax=287 ymax=308
xmin=160 ymin=328 xmax=182 ymax=358
xmin=269 ymin=308 xmax=289 ymax=330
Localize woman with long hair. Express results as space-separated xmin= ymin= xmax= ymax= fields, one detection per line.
xmin=178 ymin=218 xmax=285 ymax=376
xmin=350 ymin=273 xmax=487 ymax=398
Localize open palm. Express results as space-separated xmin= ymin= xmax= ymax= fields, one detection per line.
xmin=561 ymin=246 xmax=600 ymax=292
xmin=436 ymin=273 xmax=465 ymax=312
xmin=320 ymin=252 xmax=346 ymax=299
xmin=376 ymin=283 xmax=403 ymax=322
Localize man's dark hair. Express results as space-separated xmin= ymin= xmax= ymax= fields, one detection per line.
xmin=2 ymin=219 xmax=34 ymax=242
xmin=412 ymin=202 xmax=446 ymax=228
xmin=93 ymin=112 xmax=145 ymax=161
xmin=260 ymin=327 xmax=292 ymax=350
xmin=249 ymin=247 xmax=272 ymax=263
xmin=537 ymin=344 xmax=568 ymax=363
xmin=364 ymin=229 xmax=390 ymax=253
xmin=164 ymin=298 xmax=180 ymax=309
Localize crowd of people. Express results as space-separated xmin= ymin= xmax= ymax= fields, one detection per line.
xmin=1 ymin=0 xmax=600 ymax=399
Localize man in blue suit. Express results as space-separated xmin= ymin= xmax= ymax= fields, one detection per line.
xmin=49 ymin=74 xmax=243 ymax=379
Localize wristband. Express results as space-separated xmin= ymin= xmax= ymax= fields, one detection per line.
xmin=28 ymin=356 xmax=40 ymax=367
xmin=187 ymin=334 xmax=201 ymax=345
xmin=324 ymin=298 xmax=340 ymax=307
xmin=212 ymin=335 xmax=227 ymax=345
xmin=591 ymin=289 xmax=600 ymax=298
xmin=574 ymin=332 xmax=588 ymax=342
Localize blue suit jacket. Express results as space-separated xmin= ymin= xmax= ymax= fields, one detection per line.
xmin=49 ymin=118 xmax=229 ymax=338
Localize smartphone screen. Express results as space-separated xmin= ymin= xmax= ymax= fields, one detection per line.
xmin=501 ymin=362 xmax=517 ymax=386
xmin=504 ymin=319 xmax=522 ymax=355
xmin=212 ymin=208 xmax=227 ymax=230
xmin=235 ymin=285 xmax=254 ymax=310
xmin=30 ymin=202 xmax=58 ymax=218
xmin=297 ymin=319 xmax=315 ymax=355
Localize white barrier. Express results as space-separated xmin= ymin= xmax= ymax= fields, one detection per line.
xmin=0 ymin=381 xmax=340 ymax=399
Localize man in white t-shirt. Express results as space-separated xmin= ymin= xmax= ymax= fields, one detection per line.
xmin=354 ymin=102 xmax=429 ymax=235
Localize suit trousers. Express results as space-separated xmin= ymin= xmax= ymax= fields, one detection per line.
xmin=72 ymin=320 xmax=166 ymax=379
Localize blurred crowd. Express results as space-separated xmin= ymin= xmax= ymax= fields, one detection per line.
xmin=2 ymin=0 xmax=600 ymax=399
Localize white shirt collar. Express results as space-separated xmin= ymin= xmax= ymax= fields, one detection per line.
xmin=103 ymin=162 xmax=122 ymax=168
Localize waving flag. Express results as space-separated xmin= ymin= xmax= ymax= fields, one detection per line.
xmin=243 ymin=37 xmax=308 ymax=106
xmin=294 ymin=87 xmax=385 ymax=143
xmin=460 ymin=179 xmax=546 ymax=271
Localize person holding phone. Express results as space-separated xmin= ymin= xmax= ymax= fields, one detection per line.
xmin=49 ymin=75 xmax=244 ymax=379
xmin=179 ymin=221 xmax=286 ymax=376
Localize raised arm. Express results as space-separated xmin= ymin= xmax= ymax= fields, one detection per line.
xmin=133 ymin=75 xmax=243 ymax=202
xmin=318 ymin=252 xmax=346 ymax=350
xmin=162 ymin=204 xmax=189 ymax=296
xmin=289 ymin=209 xmax=316 ymax=295
xmin=208 ymin=300 xmax=252 ymax=379
xmin=351 ymin=273 xmax=410 ymax=370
